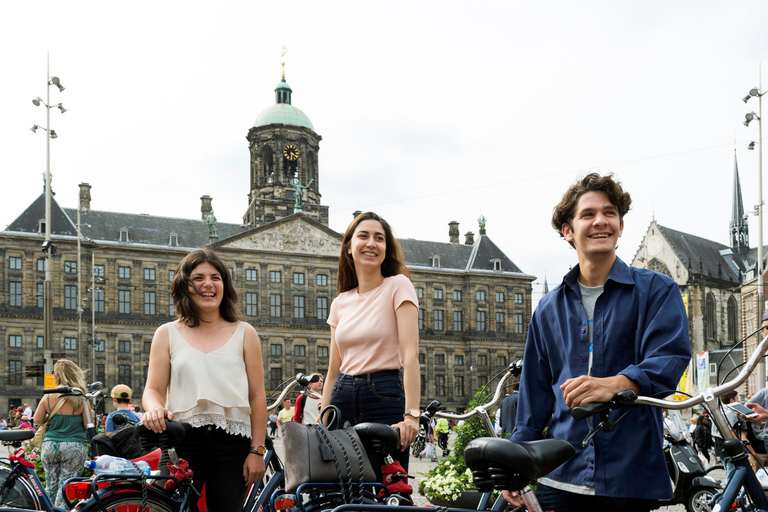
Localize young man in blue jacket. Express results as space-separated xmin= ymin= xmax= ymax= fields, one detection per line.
xmin=507 ymin=173 xmax=691 ymax=511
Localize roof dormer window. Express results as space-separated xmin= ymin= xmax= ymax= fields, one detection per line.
xmin=492 ymin=259 xmax=502 ymax=272
xmin=431 ymin=255 xmax=441 ymax=268
xmin=169 ymin=232 xmax=179 ymax=247
xmin=119 ymin=228 xmax=129 ymax=243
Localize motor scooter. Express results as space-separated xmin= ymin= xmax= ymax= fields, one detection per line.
xmin=652 ymin=410 xmax=720 ymax=512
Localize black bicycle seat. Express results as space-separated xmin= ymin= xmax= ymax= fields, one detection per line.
xmin=465 ymin=437 xmax=575 ymax=491
xmin=353 ymin=422 xmax=400 ymax=455
xmin=0 ymin=430 xmax=35 ymax=442
xmin=134 ymin=420 xmax=187 ymax=450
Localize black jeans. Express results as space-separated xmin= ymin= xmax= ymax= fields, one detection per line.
xmin=330 ymin=369 xmax=408 ymax=482
xmin=159 ymin=425 xmax=250 ymax=512
xmin=535 ymin=483 xmax=654 ymax=512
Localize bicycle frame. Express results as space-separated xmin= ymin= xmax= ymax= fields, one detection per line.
xmin=595 ymin=332 xmax=768 ymax=511
xmin=0 ymin=445 xmax=64 ymax=512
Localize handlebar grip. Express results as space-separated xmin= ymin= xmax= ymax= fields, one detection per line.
xmin=571 ymin=401 xmax=611 ymax=421
xmin=43 ymin=387 xmax=72 ymax=395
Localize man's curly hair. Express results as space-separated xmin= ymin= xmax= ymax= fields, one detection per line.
xmin=552 ymin=173 xmax=632 ymax=247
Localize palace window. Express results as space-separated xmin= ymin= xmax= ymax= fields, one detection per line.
xmin=246 ymin=293 xmax=258 ymax=316
xmin=144 ymin=292 xmax=156 ymax=315
xmin=453 ymin=311 xmax=463 ymax=331
xmin=294 ymin=296 xmax=305 ymax=319
xmin=10 ymin=282 xmax=22 ymax=307
xmin=317 ymin=297 xmax=328 ymax=320
xmin=433 ymin=310 xmax=443 ymax=330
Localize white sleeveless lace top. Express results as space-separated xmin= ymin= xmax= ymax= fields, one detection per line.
xmin=166 ymin=321 xmax=251 ymax=438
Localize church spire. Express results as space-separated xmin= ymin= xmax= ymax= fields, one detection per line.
xmin=730 ymin=150 xmax=749 ymax=256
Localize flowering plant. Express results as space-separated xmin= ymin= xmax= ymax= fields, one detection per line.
xmin=419 ymin=460 xmax=474 ymax=501
xmin=418 ymin=388 xmax=498 ymax=502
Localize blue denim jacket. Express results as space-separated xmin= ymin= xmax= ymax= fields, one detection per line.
xmin=510 ymin=257 xmax=690 ymax=499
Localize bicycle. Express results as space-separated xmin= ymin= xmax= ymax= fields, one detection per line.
xmin=0 ymin=381 xmax=111 ymax=511
xmin=64 ymin=373 xmax=322 ymax=512
xmin=465 ymin=331 xmax=768 ymax=512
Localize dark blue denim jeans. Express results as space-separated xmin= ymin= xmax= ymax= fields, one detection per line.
xmin=159 ymin=425 xmax=250 ymax=512
xmin=535 ymin=483 xmax=654 ymax=512
xmin=330 ymin=369 xmax=408 ymax=481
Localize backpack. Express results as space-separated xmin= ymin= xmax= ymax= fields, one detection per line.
xmin=92 ymin=423 xmax=144 ymax=459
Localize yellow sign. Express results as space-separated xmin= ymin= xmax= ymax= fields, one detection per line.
xmin=672 ymin=393 xmax=688 ymax=401
xmin=44 ymin=374 xmax=56 ymax=389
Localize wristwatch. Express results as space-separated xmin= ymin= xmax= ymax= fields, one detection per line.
xmin=403 ymin=409 xmax=420 ymax=419
xmin=249 ymin=445 xmax=267 ymax=456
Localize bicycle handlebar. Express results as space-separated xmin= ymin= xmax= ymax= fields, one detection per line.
xmin=266 ymin=373 xmax=322 ymax=412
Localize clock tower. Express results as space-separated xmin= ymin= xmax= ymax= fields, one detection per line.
xmin=244 ymin=72 xmax=328 ymax=227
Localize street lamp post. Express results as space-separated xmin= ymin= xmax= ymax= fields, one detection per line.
xmin=744 ymin=71 xmax=765 ymax=386
xmin=31 ymin=55 xmax=66 ymax=375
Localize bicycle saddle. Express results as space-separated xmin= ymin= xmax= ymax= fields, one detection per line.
xmin=0 ymin=430 xmax=35 ymax=442
xmin=134 ymin=420 xmax=187 ymax=451
xmin=464 ymin=437 xmax=575 ymax=491
xmin=352 ymin=422 xmax=400 ymax=456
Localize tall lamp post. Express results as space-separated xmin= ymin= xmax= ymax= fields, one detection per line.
xmin=30 ymin=55 xmax=66 ymax=375
xmin=744 ymin=73 xmax=765 ymax=386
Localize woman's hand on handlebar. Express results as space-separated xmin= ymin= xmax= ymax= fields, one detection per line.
xmin=143 ymin=407 xmax=174 ymax=433
xmin=393 ymin=416 xmax=419 ymax=451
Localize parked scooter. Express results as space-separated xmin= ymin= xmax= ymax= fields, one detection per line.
xmin=652 ymin=410 xmax=720 ymax=512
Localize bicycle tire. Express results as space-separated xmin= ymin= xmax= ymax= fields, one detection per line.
xmin=76 ymin=487 xmax=180 ymax=512
xmin=0 ymin=464 xmax=41 ymax=510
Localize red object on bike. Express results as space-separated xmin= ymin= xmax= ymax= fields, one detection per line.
xmin=380 ymin=460 xmax=413 ymax=494
xmin=164 ymin=458 xmax=194 ymax=490
xmin=9 ymin=449 xmax=35 ymax=468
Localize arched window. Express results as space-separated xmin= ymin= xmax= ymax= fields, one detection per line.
xmin=705 ymin=293 xmax=716 ymax=340
xmin=261 ymin=146 xmax=274 ymax=182
xmin=727 ymin=296 xmax=738 ymax=343
xmin=648 ymin=259 xmax=672 ymax=278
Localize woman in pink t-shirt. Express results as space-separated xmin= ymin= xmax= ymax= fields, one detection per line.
xmin=321 ymin=211 xmax=420 ymax=481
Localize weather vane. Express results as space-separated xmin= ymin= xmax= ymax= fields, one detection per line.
xmin=281 ymin=45 xmax=288 ymax=78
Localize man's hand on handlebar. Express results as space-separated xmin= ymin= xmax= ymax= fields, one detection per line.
xmin=561 ymin=375 xmax=640 ymax=409
xmin=502 ymin=490 xmax=524 ymax=508
xmin=143 ymin=407 xmax=174 ymax=433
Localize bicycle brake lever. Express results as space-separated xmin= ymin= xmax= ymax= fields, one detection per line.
xmin=582 ymin=422 xmax=605 ymax=447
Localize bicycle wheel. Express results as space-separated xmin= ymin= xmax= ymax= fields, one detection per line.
xmin=77 ymin=487 xmax=179 ymax=512
xmin=0 ymin=464 xmax=41 ymax=509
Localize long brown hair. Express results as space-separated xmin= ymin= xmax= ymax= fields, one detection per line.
xmin=171 ymin=249 xmax=243 ymax=327
xmin=337 ymin=212 xmax=409 ymax=293
xmin=53 ymin=359 xmax=87 ymax=409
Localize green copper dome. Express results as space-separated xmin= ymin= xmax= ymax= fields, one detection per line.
xmin=253 ymin=103 xmax=315 ymax=131
xmin=253 ymin=77 xmax=315 ymax=131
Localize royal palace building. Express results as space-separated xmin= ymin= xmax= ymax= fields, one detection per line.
xmin=0 ymin=72 xmax=535 ymax=413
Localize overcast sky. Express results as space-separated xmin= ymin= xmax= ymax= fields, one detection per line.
xmin=2 ymin=2 xmax=767 ymax=309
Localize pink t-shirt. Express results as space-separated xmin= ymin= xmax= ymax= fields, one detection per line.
xmin=328 ymin=274 xmax=419 ymax=375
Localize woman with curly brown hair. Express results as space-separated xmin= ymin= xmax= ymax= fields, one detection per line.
xmin=142 ymin=249 xmax=267 ymax=511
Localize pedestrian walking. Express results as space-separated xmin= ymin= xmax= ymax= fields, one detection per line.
xmin=32 ymin=359 xmax=91 ymax=508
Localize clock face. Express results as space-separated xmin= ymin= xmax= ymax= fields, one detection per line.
xmin=283 ymin=144 xmax=299 ymax=161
